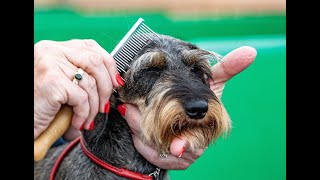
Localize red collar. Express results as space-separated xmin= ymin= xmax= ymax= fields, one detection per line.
xmin=50 ymin=137 xmax=159 ymax=180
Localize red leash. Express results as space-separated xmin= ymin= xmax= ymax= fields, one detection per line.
xmin=50 ymin=137 xmax=154 ymax=180
xmin=49 ymin=137 xmax=81 ymax=180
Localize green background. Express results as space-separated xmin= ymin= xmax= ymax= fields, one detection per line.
xmin=34 ymin=8 xmax=286 ymax=180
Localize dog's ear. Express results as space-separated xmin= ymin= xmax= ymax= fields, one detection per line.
xmin=145 ymin=52 xmax=166 ymax=69
xmin=129 ymin=51 xmax=166 ymax=75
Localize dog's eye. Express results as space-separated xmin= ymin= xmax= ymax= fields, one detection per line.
xmin=145 ymin=67 xmax=163 ymax=72
xmin=204 ymin=73 xmax=208 ymax=80
xmin=139 ymin=67 xmax=164 ymax=77
xmin=190 ymin=64 xmax=210 ymax=83
xmin=190 ymin=64 xmax=201 ymax=73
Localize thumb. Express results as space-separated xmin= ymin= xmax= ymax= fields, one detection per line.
xmin=211 ymin=46 xmax=257 ymax=82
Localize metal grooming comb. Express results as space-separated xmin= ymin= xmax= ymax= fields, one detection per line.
xmin=110 ymin=18 xmax=159 ymax=75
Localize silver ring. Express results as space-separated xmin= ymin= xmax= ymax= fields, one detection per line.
xmin=159 ymin=153 xmax=168 ymax=159
xmin=72 ymin=68 xmax=84 ymax=85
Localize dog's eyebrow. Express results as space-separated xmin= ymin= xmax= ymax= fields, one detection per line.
xmin=183 ymin=49 xmax=210 ymax=66
xmin=185 ymin=54 xmax=201 ymax=65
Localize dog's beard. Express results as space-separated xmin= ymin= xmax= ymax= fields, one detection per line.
xmin=135 ymin=86 xmax=231 ymax=154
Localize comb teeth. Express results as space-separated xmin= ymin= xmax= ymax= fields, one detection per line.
xmin=110 ymin=18 xmax=159 ymax=74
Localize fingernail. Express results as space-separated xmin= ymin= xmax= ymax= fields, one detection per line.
xmin=178 ymin=147 xmax=185 ymax=158
xmin=104 ymin=101 xmax=110 ymax=113
xmin=89 ymin=120 xmax=94 ymax=131
xmin=117 ymin=104 xmax=126 ymax=116
xmin=79 ymin=123 xmax=85 ymax=131
xmin=116 ymin=73 xmax=125 ymax=86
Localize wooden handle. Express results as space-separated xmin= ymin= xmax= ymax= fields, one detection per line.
xmin=34 ymin=105 xmax=73 ymax=162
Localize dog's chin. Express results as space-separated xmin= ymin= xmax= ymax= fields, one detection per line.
xmin=139 ymin=117 xmax=215 ymax=154
xmin=138 ymin=98 xmax=230 ymax=154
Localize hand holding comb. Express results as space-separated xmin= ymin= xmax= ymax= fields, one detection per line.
xmin=34 ymin=18 xmax=158 ymax=161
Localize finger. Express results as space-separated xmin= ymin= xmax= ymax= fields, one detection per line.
xmin=170 ymin=136 xmax=205 ymax=162
xmin=118 ymin=103 xmax=142 ymax=133
xmin=62 ymin=39 xmax=122 ymax=87
xmin=170 ymin=136 xmax=189 ymax=157
xmin=61 ymin=77 xmax=90 ymax=130
xmin=211 ymin=46 xmax=257 ymax=83
xmin=178 ymin=152 xmax=199 ymax=164
xmin=56 ymin=43 xmax=115 ymax=113
xmin=57 ymin=60 xmax=99 ymax=130
xmin=208 ymin=77 xmax=224 ymax=99
xmin=131 ymin=134 xmax=191 ymax=170
xmin=63 ymin=126 xmax=81 ymax=141
xmin=73 ymin=70 xmax=99 ymax=130
xmin=80 ymin=39 xmax=122 ymax=88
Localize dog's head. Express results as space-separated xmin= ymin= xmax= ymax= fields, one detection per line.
xmin=117 ymin=34 xmax=230 ymax=154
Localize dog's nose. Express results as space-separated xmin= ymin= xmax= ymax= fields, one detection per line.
xmin=184 ymin=99 xmax=208 ymax=119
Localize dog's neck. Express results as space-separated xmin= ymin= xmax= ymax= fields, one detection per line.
xmin=81 ymin=107 xmax=164 ymax=177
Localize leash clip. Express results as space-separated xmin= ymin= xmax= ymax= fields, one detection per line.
xmin=149 ymin=167 xmax=161 ymax=180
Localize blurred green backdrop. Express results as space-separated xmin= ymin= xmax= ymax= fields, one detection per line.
xmin=34 ymin=8 xmax=286 ymax=180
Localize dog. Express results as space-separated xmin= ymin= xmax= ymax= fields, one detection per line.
xmin=34 ymin=34 xmax=231 ymax=180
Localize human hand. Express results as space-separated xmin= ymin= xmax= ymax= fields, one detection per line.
xmin=34 ymin=39 xmax=123 ymax=140
xmin=209 ymin=46 xmax=257 ymax=99
xmin=120 ymin=46 xmax=257 ymax=169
